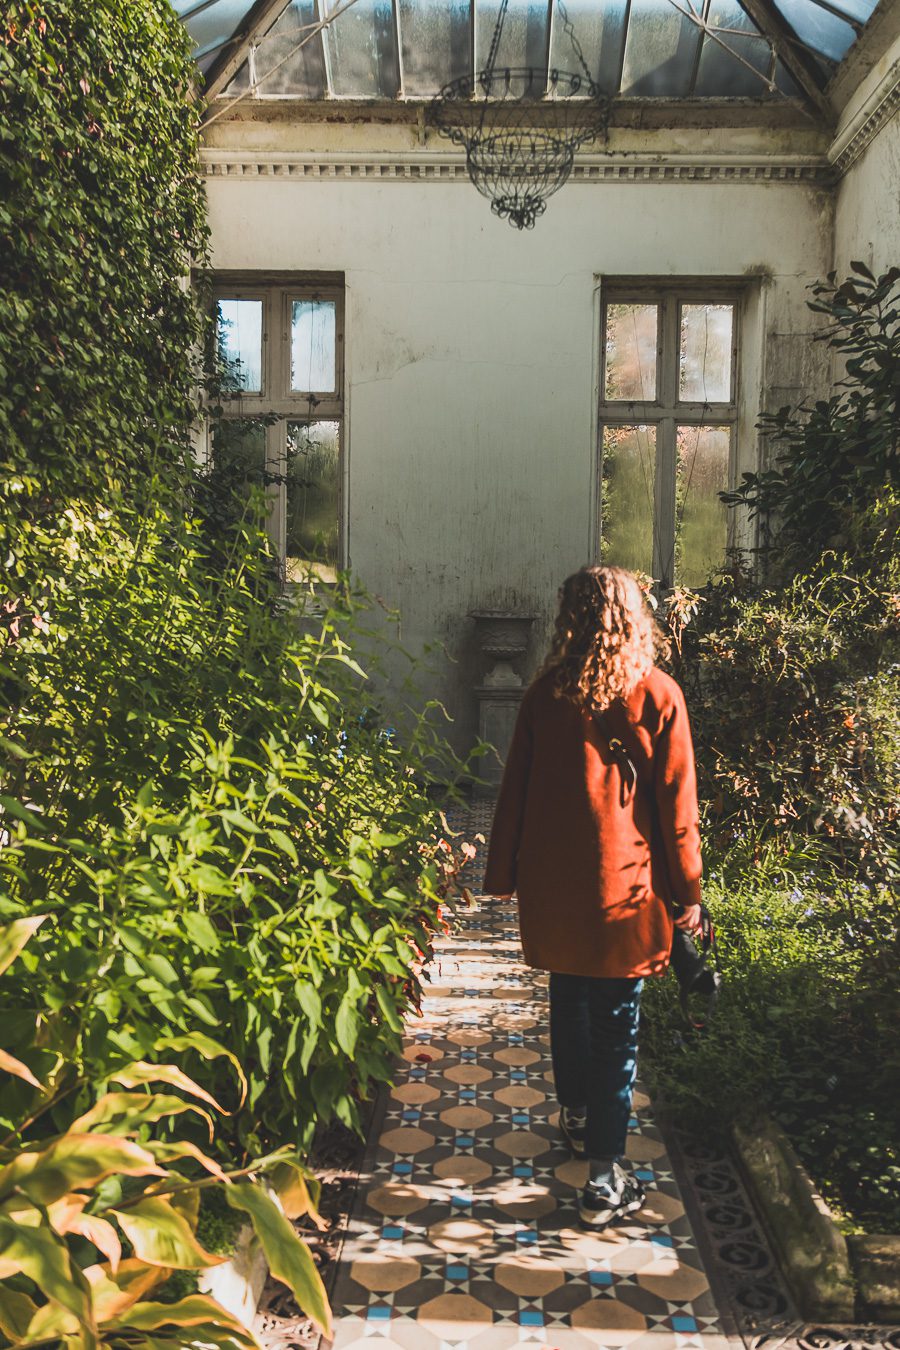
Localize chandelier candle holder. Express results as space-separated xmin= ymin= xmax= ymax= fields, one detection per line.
xmin=470 ymin=610 xmax=535 ymax=794
xmin=428 ymin=0 xmax=610 ymax=229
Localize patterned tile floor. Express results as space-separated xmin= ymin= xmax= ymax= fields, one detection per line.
xmin=325 ymin=888 xmax=735 ymax=1350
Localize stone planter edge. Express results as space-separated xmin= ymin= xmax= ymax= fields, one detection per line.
xmin=733 ymin=1116 xmax=900 ymax=1323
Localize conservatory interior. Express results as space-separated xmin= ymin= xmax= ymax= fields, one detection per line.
xmin=1 ymin=0 xmax=898 ymax=1348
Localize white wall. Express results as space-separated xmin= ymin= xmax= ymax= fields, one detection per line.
xmin=833 ymin=26 xmax=900 ymax=277
xmin=204 ymin=151 xmax=833 ymax=753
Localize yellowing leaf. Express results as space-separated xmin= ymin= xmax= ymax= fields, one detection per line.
xmin=226 ymin=1182 xmax=331 ymax=1337
xmin=49 ymin=1200 xmax=123 ymax=1273
xmin=0 ymin=1216 xmax=92 ymax=1331
xmin=144 ymin=1139 xmax=228 ymax=1180
xmin=109 ymin=1061 xmax=226 ymax=1115
xmin=269 ymin=1161 xmax=326 ymax=1229
xmin=110 ymin=1294 xmax=255 ymax=1339
xmin=154 ymin=1033 xmax=247 ymax=1107
xmin=84 ymin=1259 xmax=168 ymax=1321
xmin=0 ymin=1134 xmax=164 ymax=1205
xmin=0 ymin=1047 xmax=42 ymax=1089
xmin=0 ymin=915 xmax=47 ymax=977
xmin=111 ymin=1198 xmax=226 ymax=1270
xmin=71 ymin=1091 xmax=215 ymax=1138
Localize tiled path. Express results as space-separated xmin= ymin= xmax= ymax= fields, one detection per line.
xmin=326 ymin=895 xmax=733 ymax=1350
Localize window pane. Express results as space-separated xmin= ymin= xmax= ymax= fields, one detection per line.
xmin=322 ymin=0 xmax=400 ymax=97
xmin=211 ymin=420 xmax=269 ymax=514
xmin=675 ymin=425 xmax=730 ymax=587
xmin=680 ymin=304 xmax=734 ymax=402
xmin=399 ymin=0 xmax=470 ymax=97
xmin=286 ymin=421 xmax=340 ymax=581
xmin=600 ymin=425 xmax=657 ymax=578
xmin=217 ymin=299 xmax=263 ymax=393
xmin=620 ymin=0 xmax=701 ymax=96
xmin=291 ymin=300 xmax=337 ymax=393
xmin=605 ymin=304 xmax=657 ymax=401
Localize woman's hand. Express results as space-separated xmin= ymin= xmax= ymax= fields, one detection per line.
xmin=674 ymin=903 xmax=703 ymax=936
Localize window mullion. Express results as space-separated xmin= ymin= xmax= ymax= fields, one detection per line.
xmin=656 ymin=297 xmax=679 ymax=590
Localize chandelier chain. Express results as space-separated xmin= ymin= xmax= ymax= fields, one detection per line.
xmin=484 ymin=0 xmax=511 ymax=80
xmin=556 ymin=0 xmax=596 ymax=89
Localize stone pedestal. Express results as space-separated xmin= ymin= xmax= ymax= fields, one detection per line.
xmin=470 ymin=611 xmax=535 ymax=796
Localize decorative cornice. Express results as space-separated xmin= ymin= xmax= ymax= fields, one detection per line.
xmin=829 ymin=61 xmax=900 ymax=176
xmin=200 ymin=149 xmax=834 ymax=185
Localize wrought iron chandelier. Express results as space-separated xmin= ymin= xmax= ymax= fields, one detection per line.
xmin=428 ymin=0 xmax=610 ymax=230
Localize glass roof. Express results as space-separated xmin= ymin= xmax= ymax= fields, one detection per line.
xmin=174 ymin=0 xmax=879 ymax=99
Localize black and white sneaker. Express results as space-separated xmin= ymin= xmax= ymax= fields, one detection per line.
xmin=559 ymin=1106 xmax=587 ymax=1156
xmin=578 ymin=1162 xmax=646 ymax=1228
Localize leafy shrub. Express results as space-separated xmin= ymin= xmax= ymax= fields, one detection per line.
xmin=0 ymin=918 xmax=332 ymax=1345
xmin=641 ymin=841 xmax=900 ymax=1232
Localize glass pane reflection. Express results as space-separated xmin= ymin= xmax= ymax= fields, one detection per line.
xmin=680 ymin=304 xmax=734 ymax=402
xmin=605 ymin=304 xmax=657 ymax=401
xmin=601 ymin=425 xmax=657 ymax=578
xmin=399 ymin=0 xmax=470 ymax=95
xmin=620 ymin=0 xmax=701 ymax=96
xmin=291 ymin=300 xmax=337 ymax=393
xmin=323 ymin=0 xmax=400 ymax=97
xmin=675 ymin=425 xmax=730 ymax=587
xmin=217 ymin=299 xmax=263 ymax=393
xmin=286 ymin=421 xmax=340 ymax=580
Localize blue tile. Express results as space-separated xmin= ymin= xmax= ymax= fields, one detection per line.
xmin=401 ymin=1110 xmax=421 ymax=1122
xmin=672 ymin=1316 xmax=698 ymax=1332
xmin=651 ymin=1233 xmax=674 ymax=1247
xmin=446 ymin=1264 xmax=469 ymax=1281
xmin=367 ymin=1307 xmax=392 ymax=1322
xmin=512 ymin=1113 xmax=530 ymax=1124
xmin=513 ymin=1166 xmax=533 ymax=1178
xmin=451 ymin=1193 xmax=472 ymax=1206
xmin=635 ymin=1168 xmax=655 ymax=1181
xmin=460 ymin=1090 xmax=477 ymax=1101
xmin=393 ymin=1162 xmax=413 ymax=1175
xmin=515 ymin=1229 xmax=538 ymax=1244
xmin=456 ymin=1136 xmax=474 ymax=1148
xmin=382 ymin=1225 xmax=404 ymax=1239
xmin=519 ymin=1310 xmax=544 ymax=1326
xmin=510 ymin=1070 xmax=527 ymax=1081
xmin=589 ymin=1270 xmax=614 ymax=1286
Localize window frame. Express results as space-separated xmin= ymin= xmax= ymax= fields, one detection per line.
xmin=597 ymin=281 xmax=742 ymax=591
xmin=211 ymin=274 xmax=346 ymax=579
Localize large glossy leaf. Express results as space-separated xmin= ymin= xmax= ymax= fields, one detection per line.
xmin=153 ymin=1032 xmax=247 ymax=1106
xmin=111 ymin=1198 xmax=226 ymax=1270
xmin=269 ymin=1160 xmax=325 ymax=1228
xmin=144 ymin=1139 xmax=228 ymax=1180
xmin=0 ymin=1135 xmax=164 ymax=1205
xmin=225 ymin=1183 xmax=331 ymax=1336
xmin=71 ymin=1091 xmax=214 ymax=1137
xmin=111 ymin=1294 xmax=256 ymax=1340
xmin=84 ymin=1259 xmax=168 ymax=1322
xmin=0 ymin=1286 xmax=38 ymax=1339
xmin=109 ymin=1061 xmax=226 ymax=1114
xmin=0 ymin=1216 xmax=92 ymax=1329
xmin=49 ymin=1195 xmax=122 ymax=1271
xmin=0 ymin=915 xmax=47 ymax=977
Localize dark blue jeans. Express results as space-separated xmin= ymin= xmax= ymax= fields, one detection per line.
xmin=549 ymin=973 xmax=643 ymax=1161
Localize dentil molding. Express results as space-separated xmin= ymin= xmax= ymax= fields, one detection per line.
xmin=200 ymin=148 xmax=834 ymax=185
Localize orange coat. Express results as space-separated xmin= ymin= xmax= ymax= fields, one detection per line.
xmin=483 ymin=666 xmax=703 ymax=979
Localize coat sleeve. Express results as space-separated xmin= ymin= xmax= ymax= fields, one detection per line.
xmin=653 ymin=681 xmax=703 ymax=907
xmin=482 ymin=694 xmax=534 ymax=896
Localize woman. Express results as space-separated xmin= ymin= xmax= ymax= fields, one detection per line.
xmin=483 ymin=565 xmax=703 ymax=1228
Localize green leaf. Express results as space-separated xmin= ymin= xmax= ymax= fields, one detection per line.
xmin=375 ymin=984 xmax=404 ymax=1033
xmin=0 ymin=797 xmax=47 ymax=833
xmin=225 ymin=1182 xmax=331 ymax=1336
xmin=295 ymin=982 xmax=322 ymax=1028
xmin=154 ymin=1032 xmax=247 ymax=1105
xmin=109 ymin=1060 xmax=226 ymax=1114
xmin=335 ymin=991 xmax=360 ymax=1057
xmin=0 ymin=914 xmax=47 ymax=976
xmin=111 ymin=1198 xmax=226 ymax=1271
xmin=183 ymin=911 xmax=221 ymax=953
xmin=0 ymin=1134 xmax=165 ymax=1205
xmin=269 ymin=829 xmax=298 ymax=864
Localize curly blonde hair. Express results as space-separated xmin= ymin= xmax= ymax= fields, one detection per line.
xmin=541 ymin=565 xmax=668 ymax=713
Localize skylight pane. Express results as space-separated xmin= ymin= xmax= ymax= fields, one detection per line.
xmin=399 ymin=0 xmax=470 ymax=95
xmin=620 ymin=0 xmax=702 ymax=97
xmin=179 ymin=0 xmax=249 ymax=58
xmin=771 ymin=0 xmax=857 ymax=61
xmin=475 ymin=0 xmax=550 ymax=90
xmin=547 ymin=0 xmax=629 ymax=96
xmin=813 ymin=0 xmax=875 ymax=23
xmin=243 ymin=0 xmax=328 ymax=96
xmin=694 ymin=0 xmax=778 ymax=97
xmin=323 ymin=0 xmax=401 ymax=97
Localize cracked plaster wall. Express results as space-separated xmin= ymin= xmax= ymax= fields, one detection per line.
xmin=205 ymin=155 xmax=833 ymax=755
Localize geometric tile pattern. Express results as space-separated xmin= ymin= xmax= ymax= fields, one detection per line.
xmin=326 ymin=891 xmax=734 ymax=1350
